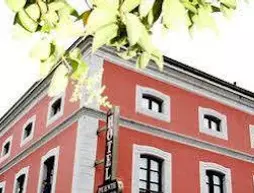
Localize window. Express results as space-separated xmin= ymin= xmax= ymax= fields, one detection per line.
xmin=200 ymin=162 xmax=232 ymax=193
xmin=0 ymin=181 xmax=6 ymax=193
xmin=139 ymin=155 xmax=162 ymax=193
xmin=50 ymin=99 xmax=61 ymax=117
xmin=1 ymin=136 xmax=13 ymax=161
xmin=47 ymin=93 xmax=65 ymax=126
xmin=132 ymin=145 xmax=172 ymax=193
xmin=142 ymin=94 xmax=163 ymax=113
xmin=199 ymin=107 xmax=228 ymax=140
xmin=136 ymin=85 xmax=170 ymax=122
xmin=206 ymin=170 xmax=225 ymax=193
xmin=21 ymin=115 xmax=36 ymax=146
xmin=37 ymin=147 xmax=59 ymax=193
xmin=3 ymin=143 xmax=10 ymax=156
xmin=13 ymin=167 xmax=29 ymax=193
xmin=204 ymin=115 xmax=221 ymax=132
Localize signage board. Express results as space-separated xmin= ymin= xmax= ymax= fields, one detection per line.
xmin=98 ymin=107 xmax=123 ymax=193
xmin=98 ymin=180 xmax=120 ymax=193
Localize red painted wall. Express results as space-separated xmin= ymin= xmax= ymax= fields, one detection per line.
xmin=102 ymin=60 xmax=254 ymax=155
xmin=0 ymin=122 xmax=77 ymax=193
xmin=95 ymin=125 xmax=254 ymax=193
xmin=0 ymin=82 xmax=79 ymax=167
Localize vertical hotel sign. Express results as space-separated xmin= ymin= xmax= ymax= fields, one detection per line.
xmin=98 ymin=107 xmax=123 ymax=193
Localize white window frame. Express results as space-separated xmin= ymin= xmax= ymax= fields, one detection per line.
xmin=132 ymin=144 xmax=172 ymax=193
xmin=13 ymin=166 xmax=29 ymax=193
xmin=20 ymin=115 xmax=36 ymax=147
xmin=0 ymin=136 xmax=13 ymax=161
xmin=249 ymin=125 xmax=254 ymax=148
xmin=0 ymin=181 xmax=6 ymax=193
xmin=37 ymin=147 xmax=60 ymax=193
xmin=200 ymin=161 xmax=232 ymax=193
xmin=46 ymin=92 xmax=65 ymax=126
xmin=136 ymin=85 xmax=171 ymax=122
xmin=198 ymin=107 xmax=228 ymax=140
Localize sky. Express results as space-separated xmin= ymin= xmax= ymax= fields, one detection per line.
xmin=0 ymin=0 xmax=254 ymax=117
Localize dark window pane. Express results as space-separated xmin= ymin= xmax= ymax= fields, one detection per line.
xmin=42 ymin=156 xmax=55 ymax=193
xmin=24 ymin=123 xmax=33 ymax=139
xmin=206 ymin=170 xmax=225 ymax=193
xmin=16 ymin=174 xmax=25 ymax=193
xmin=204 ymin=115 xmax=221 ymax=132
xmin=3 ymin=142 xmax=10 ymax=155
xmin=50 ymin=98 xmax=62 ymax=117
xmin=142 ymin=94 xmax=163 ymax=113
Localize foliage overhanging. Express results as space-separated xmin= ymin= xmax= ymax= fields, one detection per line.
xmin=5 ymin=0 xmax=236 ymax=106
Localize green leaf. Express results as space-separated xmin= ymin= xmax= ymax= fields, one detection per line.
xmin=120 ymin=0 xmax=141 ymax=12
xmin=18 ymin=9 xmax=38 ymax=32
xmin=182 ymin=1 xmax=197 ymax=13
xmin=57 ymin=1 xmax=79 ymax=18
xmin=220 ymin=0 xmax=236 ymax=9
xmin=108 ymin=36 xmax=128 ymax=51
xmin=92 ymin=0 xmax=119 ymax=10
xmin=54 ymin=17 xmax=84 ymax=41
xmin=41 ymin=10 xmax=59 ymax=30
xmin=92 ymin=23 xmax=118 ymax=52
xmin=39 ymin=44 xmax=64 ymax=78
xmin=69 ymin=48 xmax=82 ymax=60
xmin=81 ymin=10 xmax=92 ymax=25
xmin=48 ymin=64 xmax=69 ymax=97
xmin=136 ymin=52 xmax=150 ymax=69
xmin=26 ymin=3 xmax=41 ymax=21
xmin=86 ymin=8 xmax=117 ymax=34
xmin=162 ymin=0 xmax=187 ymax=29
xmin=40 ymin=56 xmax=56 ymax=77
xmin=151 ymin=49 xmax=163 ymax=70
xmin=30 ymin=39 xmax=52 ymax=61
xmin=71 ymin=61 xmax=88 ymax=80
xmin=117 ymin=46 xmax=138 ymax=60
xmin=5 ymin=0 xmax=26 ymax=12
xmin=138 ymin=25 xmax=154 ymax=53
xmin=38 ymin=0 xmax=48 ymax=14
xmin=147 ymin=0 xmax=163 ymax=25
xmin=125 ymin=13 xmax=142 ymax=46
xmin=139 ymin=0 xmax=155 ymax=18
xmin=48 ymin=1 xmax=66 ymax=11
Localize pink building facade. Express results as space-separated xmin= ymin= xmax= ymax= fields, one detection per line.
xmin=0 ymin=37 xmax=254 ymax=193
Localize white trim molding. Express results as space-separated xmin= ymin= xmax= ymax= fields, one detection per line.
xmin=249 ymin=125 xmax=254 ymax=148
xmin=13 ymin=166 xmax=29 ymax=193
xmin=132 ymin=144 xmax=172 ymax=193
xmin=0 ymin=181 xmax=6 ymax=193
xmin=200 ymin=161 xmax=232 ymax=193
xmin=0 ymin=135 xmax=13 ymax=162
xmin=46 ymin=92 xmax=65 ymax=126
xmin=71 ymin=116 xmax=99 ymax=193
xmin=198 ymin=107 xmax=228 ymax=140
xmin=136 ymin=85 xmax=170 ymax=122
xmin=37 ymin=146 xmax=60 ymax=193
xmin=20 ymin=115 xmax=36 ymax=147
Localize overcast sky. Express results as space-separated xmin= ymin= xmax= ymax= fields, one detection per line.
xmin=0 ymin=0 xmax=254 ymax=117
